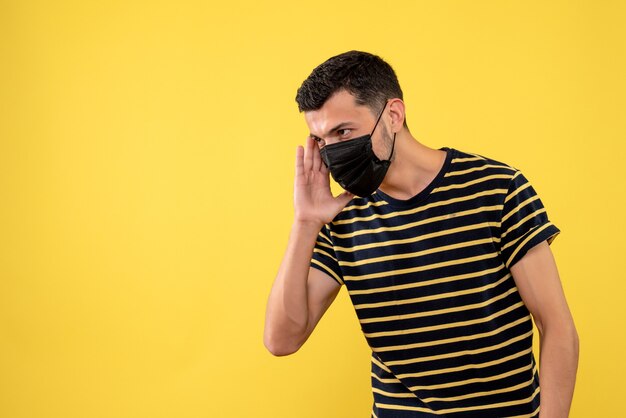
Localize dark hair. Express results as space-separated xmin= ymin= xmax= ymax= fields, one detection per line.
xmin=295 ymin=50 xmax=407 ymax=127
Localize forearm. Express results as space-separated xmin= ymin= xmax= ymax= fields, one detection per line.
xmin=538 ymin=324 xmax=579 ymax=418
xmin=264 ymin=221 xmax=322 ymax=355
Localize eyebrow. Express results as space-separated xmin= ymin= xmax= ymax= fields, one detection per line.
xmin=310 ymin=122 xmax=354 ymax=140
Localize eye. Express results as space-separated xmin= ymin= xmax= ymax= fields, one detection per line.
xmin=338 ymin=128 xmax=352 ymax=138
xmin=311 ymin=135 xmax=325 ymax=147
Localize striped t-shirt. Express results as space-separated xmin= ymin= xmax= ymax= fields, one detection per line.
xmin=310 ymin=147 xmax=560 ymax=417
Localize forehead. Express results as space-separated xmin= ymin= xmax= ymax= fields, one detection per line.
xmin=304 ymin=90 xmax=374 ymax=136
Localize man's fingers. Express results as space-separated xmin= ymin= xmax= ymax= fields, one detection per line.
xmin=312 ymin=141 xmax=322 ymax=172
xmin=320 ymin=159 xmax=329 ymax=175
xmin=303 ymin=136 xmax=314 ymax=173
xmin=295 ymin=145 xmax=304 ymax=177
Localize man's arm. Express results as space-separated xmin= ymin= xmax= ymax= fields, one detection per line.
xmin=263 ymin=223 xmax=341 ymax=356
xmin=263 ymin=137 xmax=352 ymax=356
xmin=510 ymin=241 xmax=579 ymax=418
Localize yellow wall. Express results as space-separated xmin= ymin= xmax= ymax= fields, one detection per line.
xmin=1 ymin=1 xmax=624 ymax=416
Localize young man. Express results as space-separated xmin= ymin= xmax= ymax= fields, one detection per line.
xmin=264 ymin=51 xmax=578 ymax=417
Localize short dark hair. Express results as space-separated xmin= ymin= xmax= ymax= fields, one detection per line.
xmin=295 ymin=50 xmax=406 ymax=126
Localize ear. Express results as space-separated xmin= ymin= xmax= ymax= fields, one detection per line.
xmin=387 ymin=98 xmax=406 ymax=133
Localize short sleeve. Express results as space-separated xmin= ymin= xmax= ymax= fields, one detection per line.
xmin=499 ymin=170 xmax=561 ymax=269
xmin=310 ymin=224 xmax=344 ymax=286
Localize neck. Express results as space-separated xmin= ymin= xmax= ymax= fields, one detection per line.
xmin=378 ymin=129 xmax=447 ymax=200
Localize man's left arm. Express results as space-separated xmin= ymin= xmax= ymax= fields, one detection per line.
xmin=511 ymin=240 xmax=579 ymax=418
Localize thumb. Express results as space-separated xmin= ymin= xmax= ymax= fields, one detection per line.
xmin=335 ymin=191 xmax=354 ymax=210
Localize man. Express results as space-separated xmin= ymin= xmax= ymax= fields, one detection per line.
xmin=264 ymin=51 xmax=578 ymax=417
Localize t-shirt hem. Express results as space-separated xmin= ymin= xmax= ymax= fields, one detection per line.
xmin=310 ymin=259 xmax=344 ymax=286
xmin=505 ymin=222 xmax=561 ymax=269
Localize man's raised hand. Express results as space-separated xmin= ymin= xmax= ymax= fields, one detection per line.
xmin=294 ymin=136 xmax=353 ymax=226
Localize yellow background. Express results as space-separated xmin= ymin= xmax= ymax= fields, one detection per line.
xmin=1 ymin=1 xmax=624 ymax=417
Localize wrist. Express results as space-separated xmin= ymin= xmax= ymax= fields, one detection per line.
xmin=292 ymin=218 xmax=324 ymax=234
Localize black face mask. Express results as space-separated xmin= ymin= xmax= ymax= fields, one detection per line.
xmin=319 ymin=104 xmax=396 ymax=197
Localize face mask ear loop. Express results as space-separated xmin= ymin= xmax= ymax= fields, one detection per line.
xmin=370 ymin=101 xmax=387 ymax=136
xmin=386 ymin=132 xmax=396 ymax=162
